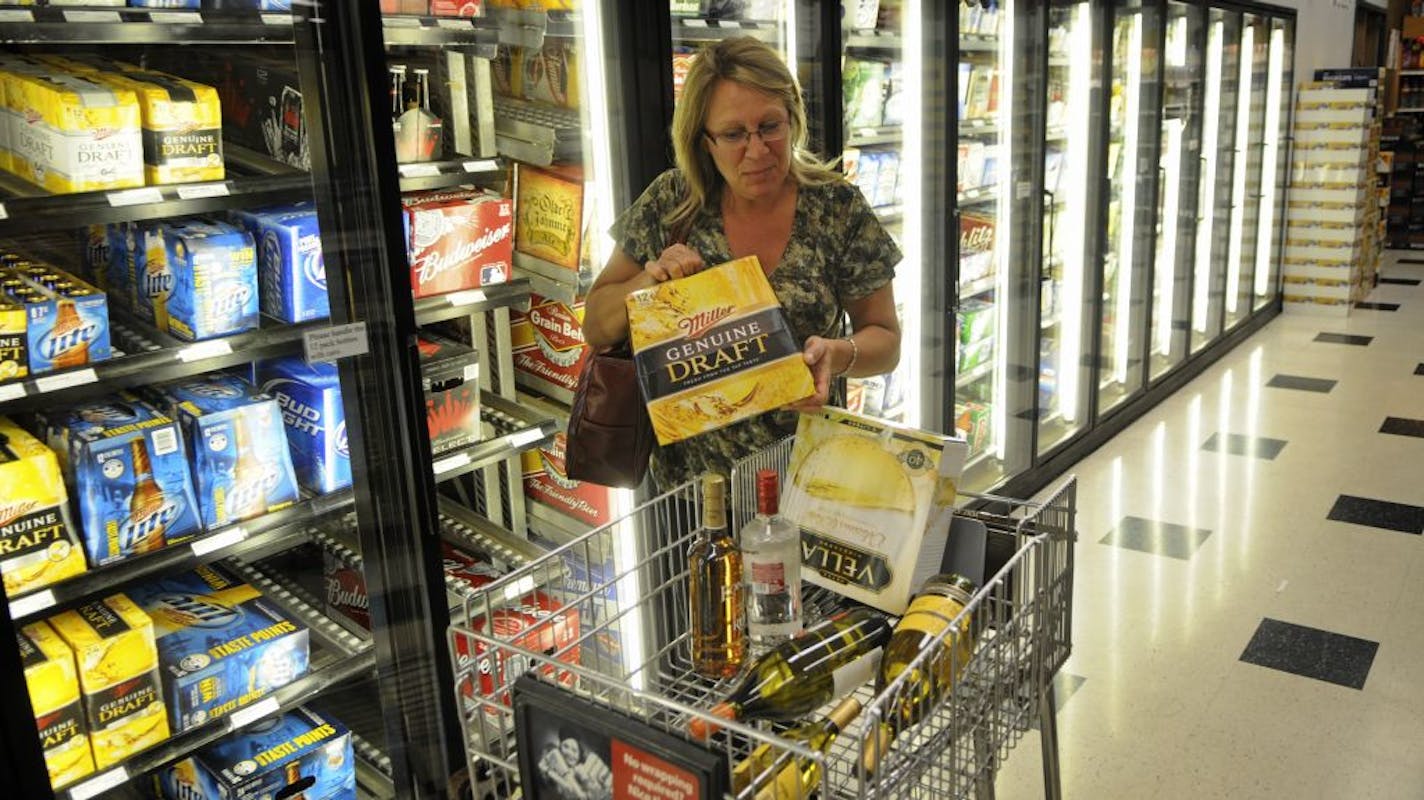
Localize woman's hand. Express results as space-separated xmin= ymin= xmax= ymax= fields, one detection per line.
xmin=644 ymin=243 xmax=705 ymax=282
xmin=784 ymin=335 xmax=839 ymax=412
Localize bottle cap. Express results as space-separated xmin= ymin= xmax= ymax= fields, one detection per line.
xmin=688 ymin=701 xmax=736 ymax=739
xmin=921 ymin=573 xmax=978 ymax=605
xmin=755 ymin=468 xmax=778 ymax=515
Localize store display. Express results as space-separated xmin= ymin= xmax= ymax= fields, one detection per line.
xmin=18 ymin=620 xmax=94 ymax=790
xmin=402 ymin=189 xmax=514 ymax=298
xmin=49 ymin=593 xmax=170 ymax=769
xmin=257 ymin=357 xmax=352 ymax=495
xmin=780 ymin=408 xmax=968 ymax=614
xmin=510 ymin=294 xmax=589 ymax=403
xmin=162 ymin=219 xmax=260 ymax=341
xmin=740 ymin=468 xmax=802 ymax=653
xmin=0 ymin=417 xmax=86 ymax=597
xmin=736 ymin=696 xmax=862 ymax=800
xmin=626 ymin=256 xmax=814 ymax=446
xmin=1 ymin=263 xmax=111 ymax=375
xmin=688 ymin=472 xmax=744 ymax=679
xmin=0 ymin=65 xmax=143 ymax=193
xmin=688 ymin=607 xmax=889 ymax=738
xmin=417 ymin=333 xmax=481 ymax=455
xmin=232 ymin=203 xmax=330 ymax=324
xmin=128 ymin=563 xmax=310 ymax=734
xmin=157 ymin=706 xmax=354 ymax=800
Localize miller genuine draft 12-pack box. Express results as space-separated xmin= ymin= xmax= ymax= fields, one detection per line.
xmin=0 ymin=417 xmax=87 ymax=597
xmin=18 ymin=620 xmax=95 ymax=790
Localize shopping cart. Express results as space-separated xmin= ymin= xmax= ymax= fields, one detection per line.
xmin=451 ymin=437 xmax=1076 ymax=799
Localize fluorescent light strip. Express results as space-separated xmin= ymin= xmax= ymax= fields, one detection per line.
xmin=1157 ymin=119 xmax=1182 ymax=356
xmin=1059 ymin=2 xmax=1091 ymax=425
xmin=1194 ymin=20 xmax=1223 ymax=335
xmin=1254 ymin=24 xmax=1284 ymax=300
xmin=782 ymin=0 xmax=796 ymax=68
xmin=1225 ymin=22 xmax=1253 ymax=318
xmin=1114 ymin=13 xmax=1142 ymax=386
xmin=900 ymin=0 xmax=923 ymax=427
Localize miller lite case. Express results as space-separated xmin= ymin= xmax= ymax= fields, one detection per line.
xmin=416 ymin=334 xmax=480 ymax=455
xmin=38 ymin=394 xmax=202 ymax=566
xmin=18 ymin=621 xmax=95 ymax=790
xmin=149 ymin=373 xmax=299 ymax=529
xmin=0 ymin=266 xmax=111 ymax=375
xmin=401 ymin=189 xmax=513 ymax=299
xmin=127 ymin=563 xmax=311 ymax=734
xmin=124 ymin=221 xmax=171 ymax=330
xmin=49 ymin=593 xmax=170 ymax=769
xmin=255 ymin=357 xmax=351 ymax=494
xmin=158 ymin=706 xmax=354 ymax=800
xmin=162 ymin=219 xmax=258 ymax=341
xmin=0 ymin=417 xmax=86 ymax=597
xmin=231 ymin=203 xmax=329 ymax=323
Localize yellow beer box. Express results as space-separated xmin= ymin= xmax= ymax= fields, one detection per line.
xmin=780 ymin=408 xmax=969 ymax=615
xmin=514 ymin=163 xmax=584 ymax=270
xmin=50 ymin=593 xmax=170 ymax=769
xmin=626 ymin=255 xmax=814 ymax=446
xmin=0 ymin=291 xmax=25 ymax=381
xmin=0 ymin=417 xmax=86 ymax=598
xmin=4 ymin=67 xmax=142 ymax=193
xmin=82 ymin=62 xmax=224 ymax=185
xmin=18 ymin=621 xmax=95 ymax=790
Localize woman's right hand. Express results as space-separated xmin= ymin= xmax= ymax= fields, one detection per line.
xmin=644 ymin=243 xmax=705 ymax=283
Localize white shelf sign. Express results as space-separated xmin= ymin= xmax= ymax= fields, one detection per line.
xmin=399 ymin=162 xmax=442 ymax=178
xmin=228 ymin=697 xmax=281 ymax=730
xmin=177 ymin=339 xmax=233 ymax=363
xmin=191 ymin=527 xmax=247 ymax=557
xmin=69 ymin=768 xmax=128 ymax=800
xmin=0 ymin=382 xmax=25 ymax=403
xmin=0 ymin=10 xmax=33 ymax=22
xmin=303 ymin=323 xmax=369 ymax=364
xmin=433 ymin=452 xmax=472 ymax=475
xmin=9 ymin=589 xmax=55 ymax=619
xmin=176 ymin=183 xmax=230 ymax=200
xmin=107 ymin=187 xmax=164 ymax=207
xmin=35 ymin=368 xmax=97 ymax=394
xmin=63 ymin=10 xmax=121 ymax=23
xmin=152 ymin=11 xmax=202 ymax=24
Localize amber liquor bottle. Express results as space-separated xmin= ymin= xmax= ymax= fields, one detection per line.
xmin=689 ymin=472 xmax=746 ymax=679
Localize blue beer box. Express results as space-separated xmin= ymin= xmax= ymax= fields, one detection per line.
xmin=122 ymin=221 xmax=171 ymax=330
xmin=38 ymin=394 xmax=201 ymax=567
xmin=149 ymin=373 xmax=299 ymax=529
xmin=128 ymin=563 xmax=311 ymax=735
xmin=231 ymin=203 xmax=329 ymax=324
xmin=159 ymin=706 xmax=353 ymax=800
xmin=162 ymin=219 xmax=259 ymax=342
xmin=10 ymin=274 xmax=112 ymax=375
xmin=255 ymin=357 xmax=351 ymax=494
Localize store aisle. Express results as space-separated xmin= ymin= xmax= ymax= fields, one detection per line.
xmin=994 ymin=253 xmax=1424 ymax=798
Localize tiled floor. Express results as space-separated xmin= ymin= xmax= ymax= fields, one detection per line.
xmin=994 ymin=255 xmax=1424 ymax=798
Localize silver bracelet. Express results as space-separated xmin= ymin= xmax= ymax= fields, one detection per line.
xmin=837 ymin=335 xmax=859 ymax=377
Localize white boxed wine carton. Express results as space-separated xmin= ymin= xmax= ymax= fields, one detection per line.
xmin=780 ymin=408 xmax=968 ymax=615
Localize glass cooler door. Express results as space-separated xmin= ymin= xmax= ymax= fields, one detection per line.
xmin=1252 ymin=15 xmax=1292 ymax=311
xmin=1225 ymin=11 xmax=1270 ymax=331
xmin=1194 ymin=7 xmax=1241 ymax=352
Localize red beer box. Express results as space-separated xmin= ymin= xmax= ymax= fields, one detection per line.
xmin=453 ymin=590 xmax=579 ymax=715
xmin=402 ymin=190 xmax=513 ymax=299
xmin=429 ymin=0 xmax=483 ymax=15
xmin=441 ymin=541 xmax=501 ymax=593
xmin=509 ymin=293 xmax=588 ymax=404
xmin=521 ymin=432 xmax=613 ymax=528
xmin=381 ymin=0 xmax=429 ymax=12
xmin=417 ymin=334 xmax=481 ymax=455
xmin=323 ymin=548 xmax=369 ymax=631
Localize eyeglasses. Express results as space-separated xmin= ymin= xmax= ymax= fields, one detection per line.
xmin=704 ymin=119 xmax=789 ymax=150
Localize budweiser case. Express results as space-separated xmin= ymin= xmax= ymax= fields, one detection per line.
xmin=0 ymin=417 xmax=86 ymax=597
xmin=128 ymin=563 xmax=310 ymax=734
xmin=256 ymin=357 xmax=351 ymax=494
xmin=18 ymin=621 xmax=95 ymax=790
xmin=417 ymin=334 xmax=481 ymax=455
xmin=324 ymin=548 xmax=368 ymax=630
xmin=148 ymin=373 xmax=299 ymax=529
xmin=509 ymin=293 xmax=588 ymax=403
xmin=158 ymin=707 xmax=354 ymax=800
xmin=402 ymin=189 xmax=513 ymax=298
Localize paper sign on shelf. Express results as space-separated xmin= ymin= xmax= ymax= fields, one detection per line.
xmin=304 ymin=323 xmax=370 ymax=364
xmin=9 ymin=589 xmax=55 ymax=619
xmin=35 ymin=368 xmax=97 ymax=394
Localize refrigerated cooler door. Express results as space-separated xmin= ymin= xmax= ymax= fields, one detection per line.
xmin=1253 ymin=16 xmax=1292 ymax=310
xmin=1225 ymin=13 xmax=1271 ymax=330
xmin=1195 ymin=8 xmax=1242 ymax=352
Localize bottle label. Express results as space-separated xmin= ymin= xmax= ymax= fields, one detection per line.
xmin=749 ymin=560 xmax=787 ymax=594
xmin=900 ymin=594 xmax=968 ymax=639
xmin=831 ymin=649 xmax=881 ymax=697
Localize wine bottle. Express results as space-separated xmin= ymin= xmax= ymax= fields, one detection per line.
xmin=741 ymin=468 xmax=803 ymax=654
xmin=732 ymin=696 xmax=863 ymax=799
xmin=862 ymin=573 xmax=979 ymax=774
xmin=689 ymin=472 xmax=746 ymax=678
xmin=688 ymin=607 xmax=890 ymax=739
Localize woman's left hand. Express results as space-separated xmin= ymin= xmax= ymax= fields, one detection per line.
xmin=783 ymin=336 xmax=837 ymax=412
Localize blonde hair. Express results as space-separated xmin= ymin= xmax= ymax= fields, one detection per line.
xmin=668 ymin=36 xmax=840 ymax=231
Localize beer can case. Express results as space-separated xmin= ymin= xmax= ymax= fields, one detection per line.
xmin=124 ymin=220 xmax=172 ymax=330
xmin=256 ymin=357 xmax=351 ymax=494
xmin=402 ymin=189 xmax=513 ymax=299
xmin=509 ymin=293 xmax=588 ymax=404
xmin=0 ymin=266 xmax=111 ymax=375
xmin=162 ymin=219 xmax=259 ymax=342
xmin=521 ymin=432 xmax=613 ymax=528
xmin=48 ymin=593 xmax=170 ymax=770
xmin=127 ymin=563 xmax=311 ymax=734
xmin=231 ymin=203 xmax=330 ymax=324
xmin=323 ymin=547 xmax=368 ymax=630
xmin=149 ymin=373 xmax=300 ymax=529
xmin=0 ymin=292 xmax=26 ymax=381
xmin=1 ymin=67 xmax=143 ymax=194
xmin=452 ymin=590 xmax=579 ymax=718
xmin=38 ymin=394 xmax=202 ymax=567
xmin=0 ymin=417 xmax=86 ymax=597
xmin=80 ymin=224 xmax=109 ymax=292
xmin=158 ymin=706 xmax=354 ymax=800
xmin=18 ymin=621 xmax=95 ymax=790
xmin=416 ymin=334 xmax=480 ymax=455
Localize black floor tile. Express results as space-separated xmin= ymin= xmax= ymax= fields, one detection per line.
xmin=1100 ymin=516 xmax=1213 ymax=560
xmin=1314 ymin=332 xmax=1374 ymax=346
xmin=1240 ymin=618 xmax=1379 ymax=690
xmin=1378 ymin=277 xmax=1421 ymax=286
xmin=1327 ymin=494 xmax=1424 ymax=535
xmin=1202 ymin=432 xmax=1288 ymax=460
xmin=1267 ymin=374 xmax=1337 ymax=393
xmin=1380 ymin=417 xmax=1424 ymax=439
xmin=1355 ymin=302 xmax=1401 ymax=311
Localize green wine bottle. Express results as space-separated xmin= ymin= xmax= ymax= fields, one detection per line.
xmin=732 ymin=696 xmax=862 ymax=799
xmin=687 ymin=607 xmax=890 ymax=739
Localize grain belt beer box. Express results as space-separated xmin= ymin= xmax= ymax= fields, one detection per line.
xmin=509 ymin=293 xmax=588 ymax=404
xmin=127 ymin=563 xmax=311 ymax=734
xmin=18 ymin=621 xmax=95 ymax=790
xmin=626 ymin=255 xmax=814 ymax=445
xmin=521 ymin=432 xmax=613 ymax=528
xmin=49 ymin=593 xmax=170 ymax=769
xmin=0 ymin=417 xmax=86 ymax=597
xmin=256 ymin=357 xmax=351 ymax=494
xmin=158 ymin=706 xmax=355 ymax=800
xmin=781 ymin=408 xmax=969 ymax=615
xmin=402 ymin=189 xmax=513 ymax=299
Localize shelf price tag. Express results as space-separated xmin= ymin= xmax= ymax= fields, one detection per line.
xmin=433 ymin=452 xmax=472 ymax=476
xmin=684 ymin=18 xmax=708 ymax=27
xmin=176 ymin=183 xmax=230 ymax=200
xmin=509 ymin=428 xmax=546 ymax=450
xmin=0 ymin=382 xmax=25 ymax=403
xmin=463 ymin=159 xmax=499 ymax=173
xmin=9 ymin=589 xmax=55 ymax=619
xmin=107 ymin=187 xmax=164 ymax=207
xmin=228 ymin=697 xmax=281 ymax=731
xmin=303 ymin=323 xmax=369 ymax=364
xmin=63 ymin=10 xmax=121 ymax=23
xmin=437 ymin=18 xmax=470 ymax=29
xmin=192 ymin=526 xmax=247 ymax=557
xmin=0 ymin=203 xmax=8 ymax=220
xmin=384 ymin=16 xmax=421 ymax=27
xmin=261 ymin=13 xmax=293 ymax=26
xmin=399 ymin=162 xmax=442 ymax=178
xmin=69 ymin=768 xmax=129 ymax=800
xmin=177 ymin=339 xmax=233 ymax=363
xmin=445 ymin=289 xmax=487 ymax=306
xmin=152 ymin=10 xmax=202 ymax=24
xmin=35 ymin=368 xmax=97 ymax=395
xmin=0 ymin=9 xmax=32 ymax=22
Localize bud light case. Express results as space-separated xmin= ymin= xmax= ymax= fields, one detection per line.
xmin=255 ymin=357 xmax=350 ymax=494
xmin=231 ymin=203 xmax=329 ymax=324
xmin=37 ymin=394 xmax=201 ymax=567
xmin=0 ymin=268 xmax=111 ymax=375
xmin=149 ymin=373 xmax=300 ymax=529
xmin=162 ymin=219 xmax=259 ymax=341
xmin=158 ymin=706 xmax=353 ymax=800
xmin=128 ymin=563 xmax=311 ymax=735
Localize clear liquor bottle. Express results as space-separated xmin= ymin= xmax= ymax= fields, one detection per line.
xmin=741 ymin=468 xmax=802 ymax=654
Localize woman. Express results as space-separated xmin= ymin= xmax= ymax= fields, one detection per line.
xmin=584 ymin=36 xmax=902 ymax=489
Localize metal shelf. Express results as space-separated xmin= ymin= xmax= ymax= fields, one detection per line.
xmin=351 ymin=731 xmax=396 ymax=800
xmin=381 ymin=14 xmax=498 ymax=50
xmin=397 ymin=156 xmax=504 ymax=193
xmin=512 ymin=251 xmax=592 ymax=304
xmin=956 ymin=358 xmax=995 ymax=387
xmin=490 ymin=7 xmax=577 ymax=49
xmin=0 ymin=7 xmax=293 ymax=44
xmin=959 ymin=34 xmax=999 ymax=52
xmin=674 ymin=16 xmax=779 ymax=43
xmin=959 ymin=274 xmax=998 ymax=298
xmin=430 ymin=393 xmax=558 ymax=482
xmin=958 ymin=185 xmax=998 ymax=206
xmin=959 ymin=121 xmax=999 ymax=138
xmin=439 ymin=498 xmax=549 ymax=571
xmin=845 ymin=30 xmax=902 ymax=50
xmin=413 ymin=278 xmax=533 ymax=326
xmin=846 ymin=124 xmax=903 ymax=147
xmin=493 ymin=97 xmax=582 ymax=167
xmin=6 ymin=489 xmax=355 ymax=624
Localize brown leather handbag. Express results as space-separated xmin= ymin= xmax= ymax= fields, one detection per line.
xmin=564 ymin=340 xmax=654 ymax=489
